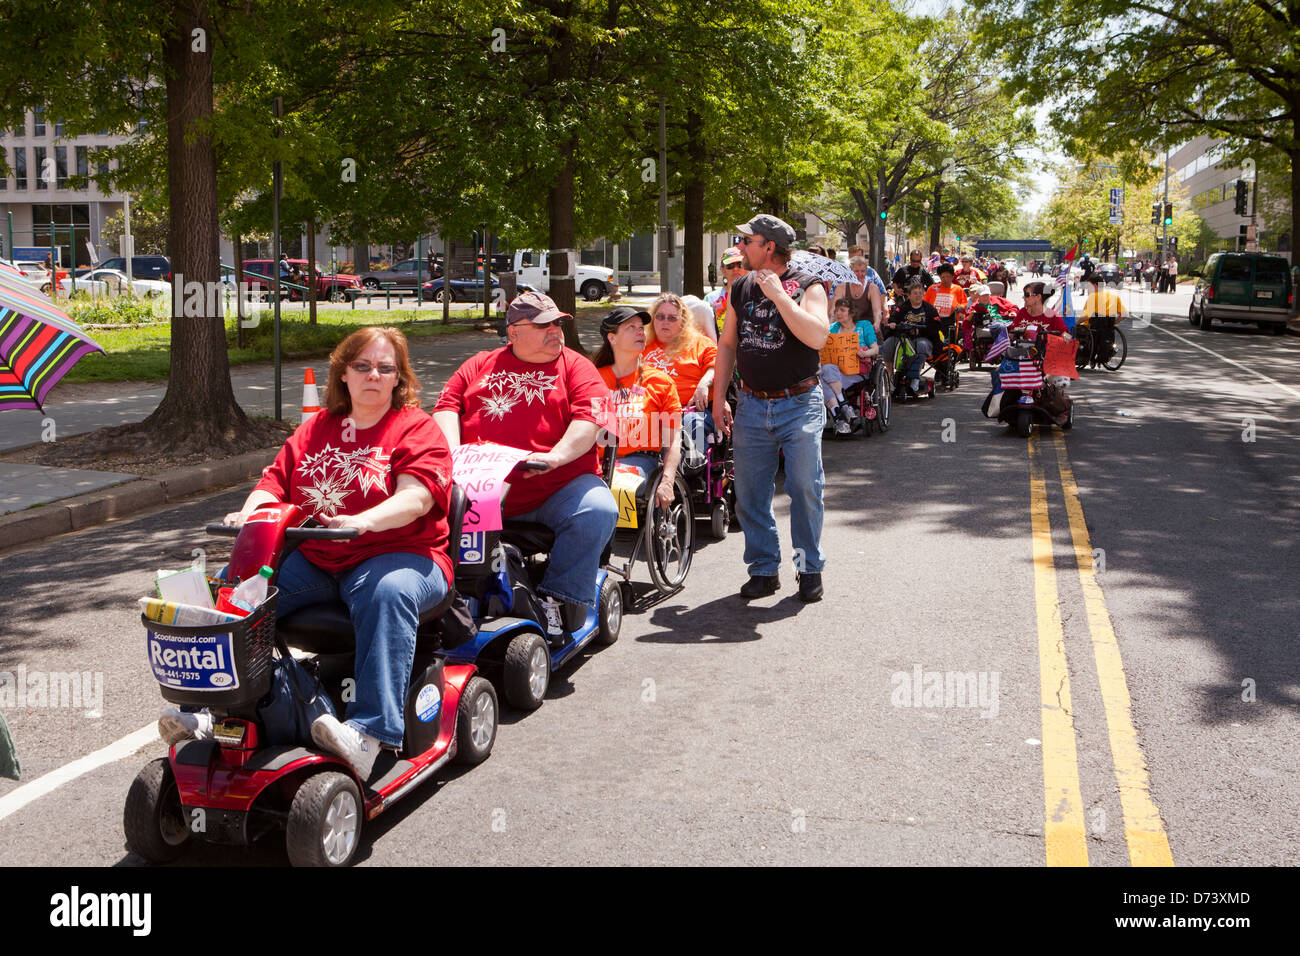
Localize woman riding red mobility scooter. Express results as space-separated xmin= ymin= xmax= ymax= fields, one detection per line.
xmin=126 ymin=328 xmax=497 ymax=867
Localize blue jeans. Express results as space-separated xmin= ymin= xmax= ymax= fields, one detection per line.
xmin=273 ymin=549 xmax=448 ymax=749
xmin=883 ymin=335 xmax=933 ymax=382
xmin=510 ymin=472 xmax=618 ymax=607
xmin=731 ymin=387 xmax=827 ymax=577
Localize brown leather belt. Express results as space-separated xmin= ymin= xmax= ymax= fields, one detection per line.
xmin=738 ymin=376 xmax=819 ymax=400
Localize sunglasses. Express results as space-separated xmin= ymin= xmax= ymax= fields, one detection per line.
xmin=516 ymin=319 xmax=561 ymax=329
xmin=348 ymin=361 xmax=399 ymax=376
xmin=653 ymin=311 xmax=680 ymax=322
xmin=724 ymin=262 xmax=744 ymax=270
xmin=738 ymin=235 xmax=764 ymax=246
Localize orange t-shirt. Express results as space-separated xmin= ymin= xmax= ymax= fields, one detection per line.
xmin=597 ymin=365 xmax=682 ymax=456
xmin=924 ymin=283 xmax=968 ymax=318
xmin=641 ymin=337 xmax=717 ymax=407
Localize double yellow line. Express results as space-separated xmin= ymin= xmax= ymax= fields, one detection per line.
xmin=1028 ymin=432 xmax=1174 ymax=867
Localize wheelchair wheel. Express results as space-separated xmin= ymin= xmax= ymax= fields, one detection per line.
xmin=708 ymin=499 xmax=729 ymax=540
xmin=644 ymin=473 xmax=694 ymax=593
xmin=1103 ymin=328 xmax=1127 ymax=371
xmin=1074 ymin=327 xmax=1092 ymax=370
xmin=873 ymin=364 xmax=891 ymax=432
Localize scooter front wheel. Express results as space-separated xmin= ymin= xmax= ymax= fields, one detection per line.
xmin=124 ymin=757 xmax=191 ymax=863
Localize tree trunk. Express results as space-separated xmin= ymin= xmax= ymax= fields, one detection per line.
xmin=352 ymin=243 xmax=367 ymax=276
xmin=682 ymin=111 xmax=705 ymax=298
xmin=550 ymin=140 xmax=580 ymax=352
xmin=136 ymin=0 xmax=275 ymax=455
xmin=306 ymin=216 xmax=317 ymax=324
xmin=1290 ymin=147 xmax=1299 ymax=280
xmin=929 ymin=182 xmax=943 ymax=253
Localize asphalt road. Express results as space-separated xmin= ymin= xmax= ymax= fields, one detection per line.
xmin=1 ymin=286 xmax=1297 ymax=867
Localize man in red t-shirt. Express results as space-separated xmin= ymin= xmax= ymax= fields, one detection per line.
xmin=434 ymin=291 xmax=618 ymax=639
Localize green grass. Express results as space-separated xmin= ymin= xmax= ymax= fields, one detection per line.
xmin=60 ymin=297 xmax=620 ymax=384
xmin=62 ymin=310 xmax=488 ymax=384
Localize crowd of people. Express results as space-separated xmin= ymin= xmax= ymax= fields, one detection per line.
xmin=154 ymin=215 xmax=1138 ymax=779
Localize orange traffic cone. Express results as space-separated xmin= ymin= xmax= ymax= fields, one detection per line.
xmin=301 ymin=368 xmax=321 ymax=424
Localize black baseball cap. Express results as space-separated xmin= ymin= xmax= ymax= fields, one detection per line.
xmin=736 ymin=214 xmax=797 ymax=250
xmin=599 ymin=306 xmax=650 ymax=337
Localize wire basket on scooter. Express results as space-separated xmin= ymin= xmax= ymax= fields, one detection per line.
xmin=143 ymin=589 xmax=278 ymax=708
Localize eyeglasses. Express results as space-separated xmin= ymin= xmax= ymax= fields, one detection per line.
xmin=653 ymin=311 xmax=680 ymax=322
xmin=348 ymin=361 xmax=399 ymax=376
xmin=737 ymin=236 xmax=763 ymax=247
xmin=723 ymin=262 xmax=744 ymax=270
xmin=515 ymin=319 xmax=561 ymax=330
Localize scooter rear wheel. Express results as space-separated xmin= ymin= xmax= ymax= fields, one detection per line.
xmin=1016 ymin=409 xmax=1033 ymax=438
xmin=503 ymin=631 xmax=550 ymax=710
xmin=286 ymin=771 xmax=362 ymax=868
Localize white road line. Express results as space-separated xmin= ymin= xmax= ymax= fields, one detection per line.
xmin=1150 ymin=323 xmax=1300 ymax=400
xmin=0 ymin=723 xmax=158 ymax=823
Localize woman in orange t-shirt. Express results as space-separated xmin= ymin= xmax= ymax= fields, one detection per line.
xmin=642 ymin=291 xmax=717 ymax=472
xmin=593 ymin=306 xmax=681 ymax=509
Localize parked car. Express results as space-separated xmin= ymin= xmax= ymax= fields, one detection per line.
xmin=510 ymin=250 xmax=615 ymax=301
xmin=59 ymin=268 xmax=170 ymax=298
xmin=358 ymin=258 xmax=428 ymax=290
xmin=420 ymin=275 xmax=538 ymax=303
xmin=98 ymin=255 xmax=171 ymax=282
xmin=1189 ymin=252 xmax=1294 ymax=335
xmin=240 ymin=259 xmax=361 ymax=302
xmin=1096 ymin=262 xmax=1123 ymax=286
xmin=0 ymin=258 xmax=50 ymax=293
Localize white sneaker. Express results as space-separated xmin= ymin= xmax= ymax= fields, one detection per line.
xmin=311 ymin=713 xmax=380 ymax=780
xmin=540 ymin=596 xmax=565 ymax=639
xmin=834 ymin=417 xmax=851 ymax=435
xmin=158 ymin=707 xmax=214 ymax=746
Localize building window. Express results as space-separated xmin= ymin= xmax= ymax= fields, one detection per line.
xmin=75 ymin=145 xmax=88 ymax=179
xmin=11 ymin=121 xmax=22 ymax=138
xmin=33 ymin=109 xmax=45 ymax=136
xmin=0 ymin=149 xmax=6 ymax=191
xmin=55 ymin=146 xmax=67 ymax=188
xmin=95 ymin=149 xmax=109 ymax=178
xmin=14 ymin=147 xmax=26 ymax=189
xmin=34 ymin=145 xmax=46 ymax=189
xmin=54 ymin=118 xmax=64 ymax=137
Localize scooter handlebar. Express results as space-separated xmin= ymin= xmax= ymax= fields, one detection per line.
xmin=205 ymin=523 xmax=358 ymax=539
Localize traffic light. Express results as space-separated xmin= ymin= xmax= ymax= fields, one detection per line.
xmin=1151 ymin=203 xmax=1160 ymax=224
xmin=1169 ymin=237 xmax=1178 ymax=252
xmin=1163 ymin=202 xmax=1173 ymax=226
xmin=1234 ymin=179 xmax=1249 ymax=215
xmin=879 ymin=199 xmax=889 ymax=222
xmin=1239 ymin=224 xmax=1248 ymax=249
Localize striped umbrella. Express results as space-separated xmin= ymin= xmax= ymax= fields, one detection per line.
xmin=0 ymin=261 xmax=104 ymax=412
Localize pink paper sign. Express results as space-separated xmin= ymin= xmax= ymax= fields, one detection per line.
xmin=451 ymin=441 xmax=534 ymax=533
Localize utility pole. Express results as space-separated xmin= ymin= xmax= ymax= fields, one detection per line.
xmin=658 ymin=94 xmax=669 ymax=294
xmin=272 ymin=96 xmax=283 ymax=421
xmin=1161 ymin=141 xmax=1170 ymax=268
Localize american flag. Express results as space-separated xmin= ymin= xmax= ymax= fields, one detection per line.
xmin=984 ymin=324 xmax=1010 ymax=362
xmin=1055 ymin=263 xmax=1070 ymax=287
xmin=998 ymin=358 xmax=1043 ymax=390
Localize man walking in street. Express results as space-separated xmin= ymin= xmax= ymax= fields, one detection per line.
xmin=713 ymin=214 xmax=830 ymax=603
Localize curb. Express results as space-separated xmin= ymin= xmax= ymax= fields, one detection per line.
xmin=0 ymin=447 xmax=280 ymax=551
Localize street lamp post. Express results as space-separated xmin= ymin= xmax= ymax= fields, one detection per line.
xmin=923 ymin=200 xmax=931 ymax=254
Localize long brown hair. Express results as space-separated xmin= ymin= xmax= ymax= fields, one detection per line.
xmin=644 ymin=292 xmax=703 ymax=360
xmin=324 ymin=326 xmax=421 ymax=415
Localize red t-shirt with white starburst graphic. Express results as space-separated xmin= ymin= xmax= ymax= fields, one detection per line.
xmin=434 ymin=346 xmax=606 ymax=517
xmin=254 ymin=406 xmax=453 ymax=581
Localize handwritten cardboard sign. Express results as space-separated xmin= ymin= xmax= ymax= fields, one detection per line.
xmin=818 ymin=331 xmax=860 ymax=375
xmin=450 ymin=441 xmax=534 ymax=533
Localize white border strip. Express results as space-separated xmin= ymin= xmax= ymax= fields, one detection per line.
xmin=1150 ymin=323 xmax=1300 ymax=400
xmin=0 ymin=723 xmax=158 ymax=823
